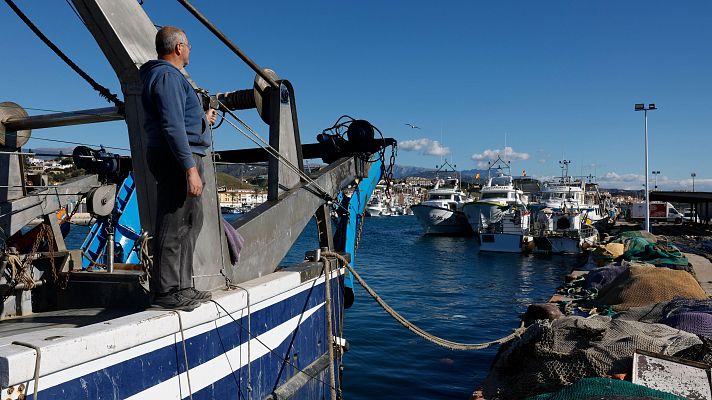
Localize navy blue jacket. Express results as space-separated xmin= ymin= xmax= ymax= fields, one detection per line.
xmin=140 ymin=60 xmax=211 ymax=170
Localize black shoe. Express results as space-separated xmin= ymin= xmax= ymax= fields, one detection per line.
xmin=151 ymin=291 xmax=200 ymax=311
xmin=178 ymin=287 xmax=213 ymax=303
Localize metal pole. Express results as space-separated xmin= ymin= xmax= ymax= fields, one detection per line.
xmin=176 ymin=0 xmax=279 ymax=89
xmin=644 ymin=109 xmax=650 ymax=232
xmin=3 ymin=107 xmax=123 ymax=131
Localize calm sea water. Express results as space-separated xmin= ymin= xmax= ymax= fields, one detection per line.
xmin=280 ymin=215 xmax=576 ymax=400
xmin=67 ymin=214 xmax=576 ymax=399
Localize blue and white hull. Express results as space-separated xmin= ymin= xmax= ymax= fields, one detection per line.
xmin=0 ymin=269 xmax=344 ymax=400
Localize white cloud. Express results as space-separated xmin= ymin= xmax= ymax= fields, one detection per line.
xmin=470 ymin=146 xmax=530 ymax=168
xmin=399 ymin=138 xmax=450 ymax=157
xmin=595 ymin=172 xmax=712 ymax=191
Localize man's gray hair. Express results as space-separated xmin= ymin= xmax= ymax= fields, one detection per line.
xmin=155 ymin=26 xmax=186 ymax=56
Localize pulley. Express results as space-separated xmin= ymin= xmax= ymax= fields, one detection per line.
xmin=253 ymin=68 xmax=279 ymax=124
xmin=87 ymin=184 xmax=116 ymax=217
xmin=0 ymin=101 xmax=31 ymax=148
xmin=213 ymin=68 xmax=280 ymax=125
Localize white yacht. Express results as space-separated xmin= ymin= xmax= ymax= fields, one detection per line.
xmin=412 ymin=177 xmax=471 ymax=235
xmin=462 ymin=158 xmax=532 ymax=252
xmin=365 ymin=196 xmax=386 ymax=217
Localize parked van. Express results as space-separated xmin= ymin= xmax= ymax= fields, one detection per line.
xmin=630 ymin=201 xmax=684 ymax=223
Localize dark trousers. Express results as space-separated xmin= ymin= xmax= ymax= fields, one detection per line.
xmin=147 ymin=149 xmax=204 ymax=294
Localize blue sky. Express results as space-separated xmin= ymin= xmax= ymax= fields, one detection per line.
xmin=1 ymin=1 xmax=710 ymax=190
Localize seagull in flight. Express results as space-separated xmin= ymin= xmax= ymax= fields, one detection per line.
xmin=404 ymin=123 xmax=421 ymax=129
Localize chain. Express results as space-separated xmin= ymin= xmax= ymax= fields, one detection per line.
xmin=137 ymin=231 xmax=152 ymax=290
xmin=383 ymin=143 xmax=397 ymax=199
xmin=354 ymin=213 xmax=365 ymax=252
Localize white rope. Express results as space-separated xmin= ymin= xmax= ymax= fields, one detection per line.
xmin=230 ymin=284 xmax=252 ymax=399
xmin=320 ymin=257 xmax=338 ymax=400
xmin=173 ymin=311 xmax=193 ymax=400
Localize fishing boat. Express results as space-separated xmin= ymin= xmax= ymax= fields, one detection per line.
xmin=536 ymin=162 xmax=607 ymax=224
xmin=0 ymin=1 xmax=397 ymax=398
xmin=531 ymin=208 xmax=598 ymax=254
xmin=411 ymin=161 xmax=471 ymax=235
xmin=530 ymin=161 xmax=599 ymax=253
xmin=462 ymin=156 xmax=531 ymax=252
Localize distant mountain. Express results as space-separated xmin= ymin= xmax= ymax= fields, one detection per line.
xmin=392 ymin=165 xmax=490 ymax=183
xmin=27 ymin=147 xmax=75 ymax=160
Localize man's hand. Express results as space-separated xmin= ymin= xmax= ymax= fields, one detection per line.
xmin=186 ymin=167 xmax=203 ymax=197
xmin=206 ymin=108 xmax=217 ymax=126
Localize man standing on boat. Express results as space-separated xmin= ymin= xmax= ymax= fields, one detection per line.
xmin=140 ymin=26 xmax=217 ymax=311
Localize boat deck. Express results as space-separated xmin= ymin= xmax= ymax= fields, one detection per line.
xmin=0 ymin=308 xmax=140 ymax=340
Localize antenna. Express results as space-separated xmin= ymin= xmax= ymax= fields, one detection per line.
xmin=439 ymin=122 xmax=444 ymax=166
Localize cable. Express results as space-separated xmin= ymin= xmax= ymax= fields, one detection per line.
xmin=210 ymin=297 xmax=340 ymax=393
xmin=4 ymin=0 xmax=124 ymax=108
xmin=173 ymin=311 xmax=194 ymax=400
xmin=64 ymin=0 xmax=86 ymax=27
xmin=1 ymin=130 xmax=130 ymax=152
xmin=320 ymin=256 xmax=337 ymax=400
xmin=217 ymin=104 xmax=348 ymax=214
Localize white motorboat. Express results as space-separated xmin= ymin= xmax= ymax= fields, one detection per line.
xmin=412 ymin=177 xmax=472 ymax=235
xmin=462 ymin=157 xmax=531 ymax=252
xmin=365 ymin=195 xmax=386 ymax=216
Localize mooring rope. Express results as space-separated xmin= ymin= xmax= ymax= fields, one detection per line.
xmin=321 ymin=251 xmax=525 ymax=351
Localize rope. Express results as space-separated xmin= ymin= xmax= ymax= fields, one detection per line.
xmin=138 ymin=232 xmax=152 ymax=280
xmin=173 ymin=311 xmax=194 ymax=400
xmin=12 ymin=341 xmax=41 ymax=400
xmin=226 ymin=284 xmax=252 ymax=399
xmin=320 ymin=257 xmax=338 ymax=400
xmin=321 ymin=251 xmax=525 ymax=351
xmin=217 ymin=102 xmax=349 ymax=214
xmin=211 ymin=297 xmax=340 ymax=394
xmin=4 ymin=0 xmax=123 ymax=109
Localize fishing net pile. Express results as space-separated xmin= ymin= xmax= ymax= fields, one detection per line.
xmin=658 ymin=297 xmax=712 ymax=338
xmin=525 ymin=377 xmax=686 ymax=400
xmin=592 ymin=263 xmax=708 ymax=311
xmin=612 ymin=231 xmax=690 ymax=270
xmin=480 ymin=315 xmax=702 ymax=399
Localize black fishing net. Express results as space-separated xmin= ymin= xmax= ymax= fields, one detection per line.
xmin=480 ymin=315 xmax=701 ymax=399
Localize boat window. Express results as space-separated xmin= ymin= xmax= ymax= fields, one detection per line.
xmin=491 ymin=177 xmax=511 ymax=186
xmin=480 ymin=192 xmax=505 ymax=199
xmin=429 ymin=194 xmax=451 ymax=200
xmin=454 ymin=195 xmax=461 ymax=202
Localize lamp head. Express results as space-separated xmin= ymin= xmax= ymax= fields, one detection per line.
xmin=635 ymin=103 xmax=644 ymax=111
xmin=649 ymin=103 xmax=657 ymax=110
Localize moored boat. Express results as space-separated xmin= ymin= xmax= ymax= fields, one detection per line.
xmin=412 ymin=175 xmax=472 ymax=235
xmin=462 ymin=156 xmax=531 ymax=252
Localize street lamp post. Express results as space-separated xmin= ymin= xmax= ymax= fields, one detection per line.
xmin=691 ymin=172 xmax=696 ymax=192
xmin=635 ymin=103 xmax=657 ymax=233
xmin=652 ymin=170 xmax=660 ymax=190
